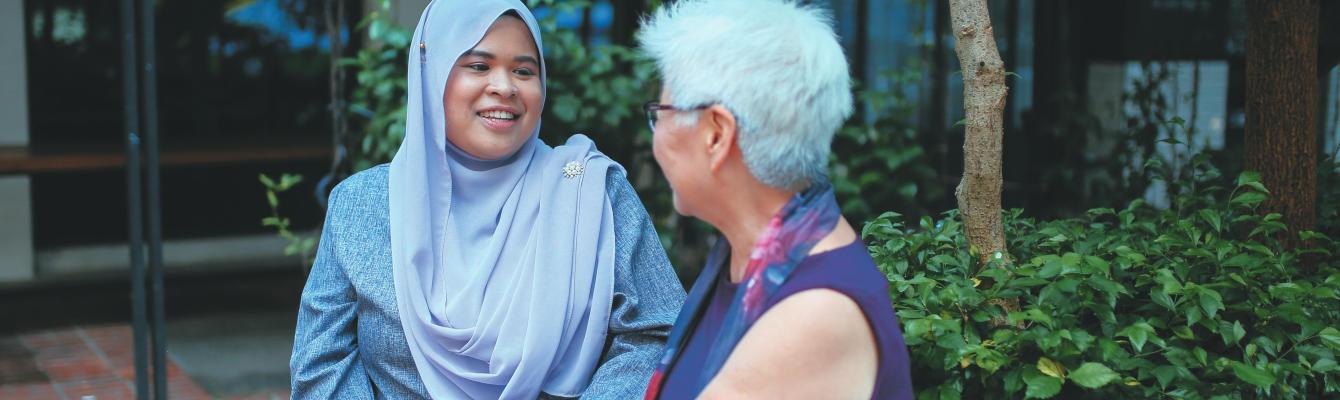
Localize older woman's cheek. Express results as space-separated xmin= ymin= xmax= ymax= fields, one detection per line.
xmin=653 ymin=134 xmax=689 ymax=216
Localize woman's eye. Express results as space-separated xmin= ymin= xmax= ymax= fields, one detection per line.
xmin=465 ymin=63 xmax=489 ymax=72
xmin=513 ymin=68 xmax=535 ymax=77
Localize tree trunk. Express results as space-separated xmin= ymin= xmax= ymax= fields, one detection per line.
xmin=1246 ymin=0 xmax=1318 ymax=248
xmin=949 ymin=0 xmax=1009 ymax=264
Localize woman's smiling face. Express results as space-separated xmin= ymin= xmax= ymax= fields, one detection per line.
xmin=442 ymin=14 xmax=542 ymax=160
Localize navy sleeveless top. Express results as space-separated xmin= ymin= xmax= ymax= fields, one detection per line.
xmin=658 ymin=240 xmax=914 ymax=399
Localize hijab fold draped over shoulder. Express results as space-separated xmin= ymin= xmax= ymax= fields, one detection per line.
xmin=388 ymin=1 xmax=621 ymax=398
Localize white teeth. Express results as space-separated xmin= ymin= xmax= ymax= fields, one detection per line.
xmin=479 ymin=110 xmax=517 ymax=120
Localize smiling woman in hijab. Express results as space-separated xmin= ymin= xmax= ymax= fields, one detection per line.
xmin=288 ymin=1 xmax=686 ymax=398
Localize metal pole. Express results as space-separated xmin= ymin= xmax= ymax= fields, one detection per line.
xmin=120 ymin=0 xmax=150 ymax=397
xmin=138 ymin=0 xmax=168 ymax=397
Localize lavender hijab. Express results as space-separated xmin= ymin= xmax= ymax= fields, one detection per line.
xmin=389 ymin=1 xmax=620 ymax=398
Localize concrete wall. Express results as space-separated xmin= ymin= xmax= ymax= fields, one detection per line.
xmin=0 ymin=176 xmax=34 ymax=282
xmin=0 ymin=0 xmax=29 ymax=148
xmin=0 ymin=1 xmax=34 ymax=282
xmin=389 ymin=0 xmax=431 ymax=29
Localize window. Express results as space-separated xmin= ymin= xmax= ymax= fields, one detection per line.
xmin=23 ymin=0 xmax=356 ymax=247
xmin=24 ymin=0 xmax=357 ymax=151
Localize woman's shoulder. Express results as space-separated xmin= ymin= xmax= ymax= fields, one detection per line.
xmin=704 ymin=280 xmax=879 ymax=398
xmin=332 ymin=164 xmax=390 ymax=199
xmin=602 ymin=168 xmax=636 ymax=209
xmin=764 ymin=241 xmax=890 ymax=328
xmin=325 ymin=164 xmax=391 ymax=225
xmin=774 ymin=241 xmax=888 ymax=301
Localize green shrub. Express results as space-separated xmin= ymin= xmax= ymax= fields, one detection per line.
xmin=863 ymin=170 xmax=1340 ymax=399
xmin=830 ymin=68 xmax=945 ymax=224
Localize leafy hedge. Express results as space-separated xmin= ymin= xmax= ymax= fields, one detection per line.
xmin=863 ymin=170 xmax=1340 ymax=399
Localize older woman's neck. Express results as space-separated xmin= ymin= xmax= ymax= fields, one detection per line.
xmin=707 ymin=181 xmax=795 ymax=284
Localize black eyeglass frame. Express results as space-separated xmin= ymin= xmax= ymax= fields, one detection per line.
xmin=643 ymin=101 xmax=713 ymax=131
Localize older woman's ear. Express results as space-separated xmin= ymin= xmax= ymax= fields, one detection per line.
xmin=703 ymin=104 xmax=739 ymax=173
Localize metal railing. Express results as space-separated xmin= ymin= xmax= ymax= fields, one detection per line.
xmin=121 ymin=0 xmax=166 ymax=397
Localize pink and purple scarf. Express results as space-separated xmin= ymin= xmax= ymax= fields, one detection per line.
xmin=644 ymin=182 xmax=841 ymax=398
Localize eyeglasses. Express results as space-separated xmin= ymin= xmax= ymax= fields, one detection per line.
xmin=643 ymin=101 xmax=711 ymax=131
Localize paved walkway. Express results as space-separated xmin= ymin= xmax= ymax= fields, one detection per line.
xmin=0 ymin=324 xmax=289 ymax=400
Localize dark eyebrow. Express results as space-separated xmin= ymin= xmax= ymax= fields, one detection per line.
xmin=461 ymin=49 xmax=496 ymax=59
xmin=462 ymin=49 xmax=539 ymax=67
xmin=514 ymin=55 xmax=540 ymax=67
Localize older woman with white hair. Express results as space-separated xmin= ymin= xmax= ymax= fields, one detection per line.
xmin=637 ymin=1 xmax=914 ymax=399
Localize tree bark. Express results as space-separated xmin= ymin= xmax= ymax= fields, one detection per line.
xmin=949 ymin=0 xmax=1009 ymax=264
xmin=1246 ymin=0 xmax=1318 ymax=248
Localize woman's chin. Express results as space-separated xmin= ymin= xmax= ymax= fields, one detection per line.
xmin=451 ymin=129 xmax=527 ymax=159
xmin=671 ymin=194 xmax=695 ymax=218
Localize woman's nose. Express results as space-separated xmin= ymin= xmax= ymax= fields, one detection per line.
xmin=487 ymin=73 xmax=517 ymax=98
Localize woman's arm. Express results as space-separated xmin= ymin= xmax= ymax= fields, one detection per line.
xmin=290 ymin=187 xmax=376 ymax=398
xmin=582 ymin=171 xmax=687 ymax=400
xmin=699 ymin=289 xmax=879 ymax=400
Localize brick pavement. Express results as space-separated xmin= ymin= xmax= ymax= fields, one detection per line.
xmin=0 ymin=325 xmax=288 ymax=400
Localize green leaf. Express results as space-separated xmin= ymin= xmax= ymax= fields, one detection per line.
xmin=1087 ymin=276 xmax=1125 ymax=307
xmin=1229 ymin=273 xmax=1248 ymax=287
xmin=1198 ymin=209 xmax=1222 ymax=232
xmin=267 ymin=191 xmax=279 ymax=208
xmin=279 ymin=173 xmax=304 ymax=190
xmin=1069 ymin=362 xmax=1119 ymax=389
xmin=1024 ymin=370 xmax=1063 ymax=399
xmin=1037 ymin=357 xmax=1065 ymax=380
xmin=1313 ymin=286 xmax=1339 ymax=300
xmin=1117 ymin=323 xmax=1154 ymax=352
xmin=937 ymin=384 xmax=962 ymax=400
xmin=1236 ymin=171 xmax=1262 ymax=188
xmin=1232 ymin=321 xmax=1246 ymax=345
xmin=1219 ymin=321 xmax=1237 ymax=346
xmin=1003 ymin=369 xmax=1025 ymax=394
xmin=1173 ymin=325 xmax=1195 ymax=340
xmin=929 ymin=254 xmax=962 ymax=269
xmin=1319 ymin=327 xmax=1340 ymax=349
xmin=1199 ymin=288 xmax=1223 ymax=319
xmin=1152 ymin=365 xmax=1179 ymax=389
xmin=1231 ymin=191 xmax=1267 ymax=208
xmin=1314 ymin=357 xmax=1339 ymax=373
xmin=1038 ymin=259 xmax=1063 ymax=279
xmin=1060 ymin=252 xmax=1082 ymax=269
xmin=258 ymin=173 xmax=276 ymax=188
xmin=1223 ymin=254 xmax=1261 ymax=268
xmin=1151 ymin=288 xmax=1176 ymax=311
xmin=1243 ymin=181 xmax=1269 ymax=194
xmin=1231 ymin=362 xmax=1276 ymax=388
xmin=975 ymin=349 xmax=1007 ymax=373
xmin=1154 ymin=269 xmax=1182 ymax=294
xmin=1008 ymin=308 xmax=1055 ymax=329
xmin=904 ymin=319 xmax=931 ymax=340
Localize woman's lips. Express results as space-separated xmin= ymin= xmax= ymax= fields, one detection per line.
xmin=477 ymin=110 xmax=519 ymax=131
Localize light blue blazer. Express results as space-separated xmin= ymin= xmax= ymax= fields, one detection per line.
xmin=290 ymin=164 xmax=686 ymax=399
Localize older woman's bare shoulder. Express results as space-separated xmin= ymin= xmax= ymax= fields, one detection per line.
xmin=701 ymin=288 xmax=878 ymax=399
xmin=810 ymin=217 xmax=859 ymax=255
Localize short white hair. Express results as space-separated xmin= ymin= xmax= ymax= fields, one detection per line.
xmin=638 ymin=0 xmax=853 ymax=191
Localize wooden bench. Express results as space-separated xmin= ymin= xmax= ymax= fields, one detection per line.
xmin=0 ymin=143 xmax=333 ymax=174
